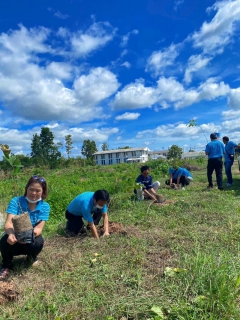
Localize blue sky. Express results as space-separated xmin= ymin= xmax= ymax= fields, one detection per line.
xmin=0 ymin=0 xmax=240 ymax=156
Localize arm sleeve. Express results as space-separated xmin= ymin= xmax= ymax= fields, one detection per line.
xmin=81 ymin=203 xmax=94 ymax=223
xmin=38 ymin=202 xmax=50 ymax=221
xmin=6 ymin=197 xmax=19 ymax=215
xmin=147 ymin=176 xmax=153 ymax=189
xmin=101 ymin=204 xmax=107 ymax=214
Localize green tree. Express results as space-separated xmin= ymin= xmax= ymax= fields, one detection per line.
xmin=31 ymin=127 xmax=61 ymax=167
xmin=65 ymin=135 xmax=73 ymax=159
xmin=81 ymin=140 xmax=97 ymax=160
xmin=101 ymin=142 xmax=109 ymax=151
xmin=167 ymin=145 xmax=183 ymax=160
xmin=118 ymin=146 xmax=130 ymax=149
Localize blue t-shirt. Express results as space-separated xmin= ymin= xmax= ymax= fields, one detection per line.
xmin=205 ymin=140 xmax=225 ymax=158
xmin=182 ymin=168 xmax=193 ymax=178
xmin=224 ymin=141 xmax=237 ymax=162
xmin=67 ymin=192 xmax=107 ymax=223
xmin=135 ymin=174 xmax=153 ymax=190
xmin=6 ymin=196 xmax=50 ymax=226
xmin=169 ymin=167 xmax=184 ymax=179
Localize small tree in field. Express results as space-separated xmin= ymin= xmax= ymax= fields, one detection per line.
xmin=81 ymin=140 xmax=97 ymax=160
xmin=65 ymin=134 xmax=73 ymax=159
xmin=167 ymin=145 xmax=183 ymax=160
xmin=101 ymin=142 xmax=109 ymax=151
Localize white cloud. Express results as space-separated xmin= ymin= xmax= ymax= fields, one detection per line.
xmin=222 ymin=109 xmax=240 ymax=119
xmin=184 ymin=54 xmax=213 ymax=84
xmin=0 ymin=25 xmax=120 ymax=123
xmin=69 ymin=21 xmax=116 ymax=58
xmin=111 ymin=76 xmax=230 ymax=111
xmin=73 ymin=67 xmax=120 ymax=105
xmin=174 ymin=0 xmax=184 ymax=11
xmin=48 ymin=7 xmax=69 ymax=19
xmin=115 ymin=112 xmax=140 ymax=121
xmin=120 ymin=29 xmax=139 ymax=47
xmin=111 ymin=81 xmax=159 ymax=110
xmin=136 ymin=121 xmax=220 ymax=143
xmin=192 ymin=0 xmax=240 ymax=54
xmin=146 ymin=43 xmax=180 ymax=76
xmin=0 ymin=24 xmax=51 ymax=56
xmin=227 ymin=87 xmax=240 ymax=109
xmin=121 ymin=61 xmax=131 ymax=68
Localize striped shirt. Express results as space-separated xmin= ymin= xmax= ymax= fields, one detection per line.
xmin=67 ymin=192 xmax=107 ymax=223
xmin=6 ymin=196 xmax=50 ymax=226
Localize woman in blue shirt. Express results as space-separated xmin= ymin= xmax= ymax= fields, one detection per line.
xmin=0 ymin=175 xmax=50 ymax=280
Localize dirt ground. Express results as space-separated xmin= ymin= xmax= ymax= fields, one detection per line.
xmin=0 ymin=280 xmax=19 ymax=305
xmin=97 ymin=221 xmax=141 ymax=238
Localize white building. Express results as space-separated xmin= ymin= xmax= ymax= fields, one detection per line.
xmin=94 ymin=147 xmax=150 ymax=165
xmin=181 ymin=151 xmax=207 ymax=159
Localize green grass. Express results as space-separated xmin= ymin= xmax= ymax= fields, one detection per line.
xmin=1 ymin=160 xmax=240 ymax=319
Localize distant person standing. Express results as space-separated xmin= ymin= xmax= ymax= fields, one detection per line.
xmin=205 ymin=133 xmax=225 ymax=190
xmin=222 ymin=136 xmax=240 ymax=186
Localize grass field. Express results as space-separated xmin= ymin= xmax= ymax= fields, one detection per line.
xmin=0 ymin=160 xmax=240 ymax=319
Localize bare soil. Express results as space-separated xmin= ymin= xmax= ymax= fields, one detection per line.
xmin=0 ymin=280 xmax=19 ymax=305
xmin=97 ymin=221 xmax=141 ymax=237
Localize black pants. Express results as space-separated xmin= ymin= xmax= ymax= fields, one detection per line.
xmin=173 ymin=176 xmax=188 ymax=187
xmin=207 ymin=158 xmax=223 ymax=189
xmin=0 ymin=234 xmax=44 ymax=269
xmin=65 ymin=210 xmax=102 ymax=235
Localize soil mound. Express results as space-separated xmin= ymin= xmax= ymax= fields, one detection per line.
xmin=0 ymin=281 xmax=19 ymax=305
xmin=97 ymin=222 xmax=141 ymax=237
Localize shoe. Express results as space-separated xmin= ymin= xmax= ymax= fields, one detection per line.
xmin=226 ymin=183 xmax=232 ymax=187
xmin=218 ymin=187 xmax=224 ymax=191
xmin=181 ymin=187 xmax=185 ymax=190
xmin=207 ymin=185 xmax=213 ymax=189
xmin=0 ymin=267 xmax=10 ymax=280
xmin=32 ymin=258 xmax=40 ymax=267
xmin=64 ymin=229 xmax=78 ymax=237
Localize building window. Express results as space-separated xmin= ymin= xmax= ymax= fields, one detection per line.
xmin=101 ymin=154 xmax=105 ymax=159
xmin=124 ymin=152 xmax=128 ymax=157
xmin=116 ymin=159 xmax=120 ymax=164
xmin=132 ymin=151 xmax=136 ymax=156
xmin=109 ymin=159 xmax=112 ymax=165
xmin=109 ymin=153 xmax=112 ymax=159
xmin=101 ymin=160 xmax=105 ymax=165
xmin=116 ymin=152 xmax=119 ymax=158
xmin=95 ymin=160 xmax=98 ymax=165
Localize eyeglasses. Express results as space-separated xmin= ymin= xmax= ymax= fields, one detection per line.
xmin=32 ymin=175 xmax=45 ymax=183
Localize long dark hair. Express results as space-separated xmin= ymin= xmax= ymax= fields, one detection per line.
xmin=24 ymin=175 xmax=48 ymax=200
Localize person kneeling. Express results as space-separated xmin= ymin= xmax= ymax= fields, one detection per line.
xmin=135 ymin=165 xmax=165 ymax=203
xmin=0 ymin=175 xmax=50 ymax=280
xmin=65 ymin=190 xmax=110 ymax=239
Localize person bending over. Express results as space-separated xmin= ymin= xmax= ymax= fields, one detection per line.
xmin=0 ymin=175 xmax=50 ymax=280
xmin=166 ymin=164 xmax=192 ymax=190
xmin=65 ymin=190 xmax=110 ymax=238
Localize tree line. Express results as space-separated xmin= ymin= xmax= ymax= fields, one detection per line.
xmin=0 ymin=127 xmax=106 ymax=170
xmin=0 ymin=126 xmax=185 ymax=170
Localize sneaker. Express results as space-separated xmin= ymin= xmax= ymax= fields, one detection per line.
xmin=226 ymin=183 xmax=232 ymax=187
xmin=207 ymin=185 xmax=213 ymax=189
xmin=218 ymin=187 xmax=224 ymax=191
xmin=0 ymin=267 xmax=10 ymax=280
xmin=181 ymin=187 xmax=185 ymax=190
xmin=32 ymin=258 xmax=40 ymax=267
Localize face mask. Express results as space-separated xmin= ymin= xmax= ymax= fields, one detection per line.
xmin=25 ymin=196 xmax=42 ymax=204
xmin=95 ymin=204 xmax=104 ymax=209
